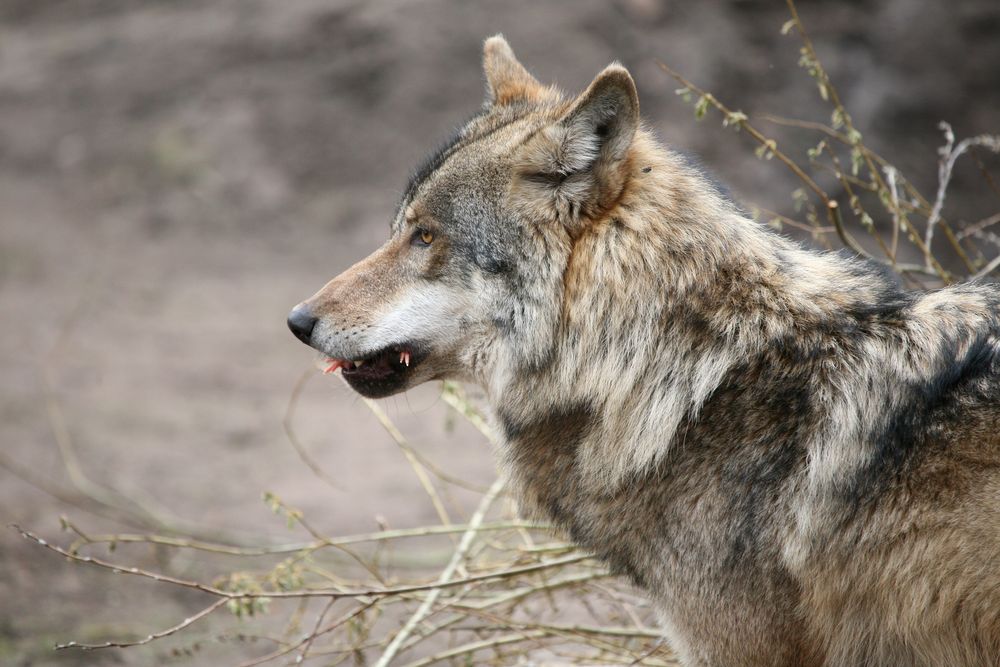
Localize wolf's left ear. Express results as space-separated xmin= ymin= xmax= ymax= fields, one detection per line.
xmin=515 ymin=64 xmax=639 ymax=224
xmin=483 ymin=35 xmax=546 ymax=106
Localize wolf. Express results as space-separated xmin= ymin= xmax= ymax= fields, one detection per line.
xmin=287 ymin=36 xmax=1000 ymax=666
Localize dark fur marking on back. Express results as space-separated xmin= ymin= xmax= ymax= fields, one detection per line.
xmin=848 ymin=330 xmax=1000 ymax=501
xmin=678 ymin=351 xmax=815 ymax=564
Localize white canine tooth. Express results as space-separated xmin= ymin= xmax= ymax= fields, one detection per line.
xmin=354 ymin=359 xmax=365 ymax=367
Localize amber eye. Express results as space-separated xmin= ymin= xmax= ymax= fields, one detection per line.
xmin=417 ymin=229 xmax=434 ymax=246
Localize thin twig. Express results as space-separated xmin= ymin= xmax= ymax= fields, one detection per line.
xmin=0 ymin=453 xmax=145 ymax=528
xmin=957 ymin=212 xmax=1000 ymax=241
xmin=398 ymin=571 xmax=609 ymax=655
xmin=971 ymin=253 xmax=1000 ymax=281
xmin=440 ymin=382 xmax=497 ymax=445
xmin=293 ymin=598 xmax=336 ymax=665
xmin=236 ymin=601 xmax=376 ymax=667
xmin=263 ymin=495 xmax=388 ymax=585
xmin=55 ymin=598 xmax=227 ymax=650
xmin=398 ymin=629 xmax=550 ymax=667
xmin=754 ymin=206 xmax=834 ymax=236
xmin=970 ymin=146 xmax=1000 ymax=203
xmin=882 ymin=165 xmax=902 ymax=260
xmin=354 ymin=383 xmax=453 ymax=526
xmin=284 ymin=369 xmax=342 ymax=491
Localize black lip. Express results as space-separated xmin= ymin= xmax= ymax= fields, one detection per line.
xmin=340 ymin=344 xmax=424 ymax=399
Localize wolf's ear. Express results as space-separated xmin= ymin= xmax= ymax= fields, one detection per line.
xmin=483 ymin=35 xmax=544 ymax=106
xmin=514 ymin=64 xmax=639 ymax=224
xmin=558 ymin=65 xmax=638 ymax=171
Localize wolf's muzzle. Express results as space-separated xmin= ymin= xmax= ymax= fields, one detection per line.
xmin=287 ymin=303 xmax=318 ymax=345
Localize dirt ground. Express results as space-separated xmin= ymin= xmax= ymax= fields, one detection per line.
xmin=1 ymin=1 xmax=998 ymax=665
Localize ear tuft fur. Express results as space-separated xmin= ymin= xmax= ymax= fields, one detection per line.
xmin=483 ymin=35 xmax=545 ymax=106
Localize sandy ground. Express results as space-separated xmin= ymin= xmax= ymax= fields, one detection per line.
xmin=1 ymin=1 xmax=998 ymax=665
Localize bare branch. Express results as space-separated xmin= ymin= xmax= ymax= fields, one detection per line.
xmin=376 ymin=477 xmax=506 ymax=666
xmin=927 ymin=122 xmax=1000 ymax=266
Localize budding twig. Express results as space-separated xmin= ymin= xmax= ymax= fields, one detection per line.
xmin=13 ymin=524 xmax=592 ymax=601
xmin=60 ymin=517 xmax=546 ymax=557
xmin=55 ymin=599 xmax=228 ymax=651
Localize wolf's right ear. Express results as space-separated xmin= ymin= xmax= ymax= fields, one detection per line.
xmin=512 ymin=65 xmax=639 ymax=227
xmin=483 ymin=35 xmax=545 ymax=106
xmin=557 ymin=65 xmax=639 ymax=172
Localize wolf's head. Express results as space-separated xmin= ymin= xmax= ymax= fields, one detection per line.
xmin=288 ymin=36 xmax=640 ymax=398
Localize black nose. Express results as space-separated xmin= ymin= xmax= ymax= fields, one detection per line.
xmin=287 ymin=304 xmax=318 ymax=345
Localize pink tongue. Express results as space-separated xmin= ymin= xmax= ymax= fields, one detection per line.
xmin=323 ymin=359 xmax=347 ymax=374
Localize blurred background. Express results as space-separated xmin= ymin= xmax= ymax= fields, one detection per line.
xmin=2 ymin=0 xmax=998 ymax=665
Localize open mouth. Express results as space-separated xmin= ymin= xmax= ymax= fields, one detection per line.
xmin=321 ymin=344 xmax=421 ymax=398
